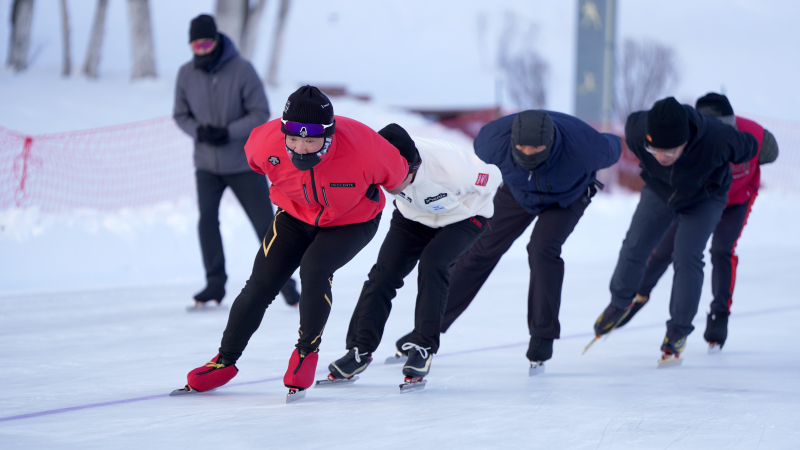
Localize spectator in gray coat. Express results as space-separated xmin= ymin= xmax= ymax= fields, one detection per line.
xmin=173 ymin=14 xmax=299 ymax=308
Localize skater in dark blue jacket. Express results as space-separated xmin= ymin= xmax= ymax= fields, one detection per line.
xmin=393 ymin=110 xmax=622 ymax=371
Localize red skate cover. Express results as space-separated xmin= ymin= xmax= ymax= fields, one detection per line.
xmin=187 ymin=354 xmax=238 ymax=392
xmin=283 ymin=349 xmax=319 ymax=389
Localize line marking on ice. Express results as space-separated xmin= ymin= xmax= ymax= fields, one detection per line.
xmin=1 ymin=304 xmax=797 ymax=423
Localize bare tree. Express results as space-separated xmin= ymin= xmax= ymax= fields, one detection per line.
xmin=496 ymin=12 xmax=549 ymax=110
xmin=60 ymin=0 xmax=71 ymax=76
xmin=215 ymin=0 xmax=267 ymax=59
xmin=614 ymin=38 xmax=679 ymax=121
xmin=266 ymin=0 xmax=291 ymax=87
xmin=240 ymin=0 xmax=267 ymax=59
xmin=82 ymin=0 xmax=108 ymax=78
xmin=127 ymin=0 xmax=157 ymax=79
xmin=6 ymin=0 xmax=35 ymax=72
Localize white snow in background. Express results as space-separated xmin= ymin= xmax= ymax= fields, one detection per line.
xmin=1 ymin=1 xmax=800 ymax=448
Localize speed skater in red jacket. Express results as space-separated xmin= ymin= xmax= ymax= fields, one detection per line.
xmin=175 ymin=85 xmax=409 ymax=398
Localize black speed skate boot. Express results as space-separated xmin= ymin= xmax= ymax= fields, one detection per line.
xmin=319 ymin=347 xmax=372 ymax=386
xmin=593 ymin=295 xmax=648 ymax=336
xmin=658 ymin=330 xmax=687 ymax=368
xmin=400 ymin=343 xmax=432 ymax=393
xmin=385 ymin=331 xmax=413 ymax=364
xmin=703 ymin=312 xmax=728 ymax=354
xmin=527 ymin=337 xmax=553 ymax=376
xmin=188 ymin=285 xmax=226 ymax=311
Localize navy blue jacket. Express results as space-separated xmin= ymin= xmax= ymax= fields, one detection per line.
xmin=474 ymin=111 xmax=622 ymax=216
xmin=625 ymin=105 xmax=758 ymax=211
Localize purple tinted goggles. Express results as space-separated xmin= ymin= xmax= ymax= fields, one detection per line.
xmin=281 ymin=119 xmax=334 ymax=137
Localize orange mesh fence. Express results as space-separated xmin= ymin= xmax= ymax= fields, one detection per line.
xmin=1 ymin=117 xmax=195 ymax=212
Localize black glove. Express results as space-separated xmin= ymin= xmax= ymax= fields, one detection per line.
xmin=196 ymin=125 xmax=230 ymax=146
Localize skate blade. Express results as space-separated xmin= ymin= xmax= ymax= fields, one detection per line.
xmin=186 ymin=303 xmax=228 ymax=312
xmin=657 ymin=355 xmax=683 ymax=368
xmin=384 ymin=352 xmax=407 ymax=364
xmin=169 ymin=385 xmax=217 ymax=396
xmin=399 ymin=378 xmax=427 ymax=393
xmin=581 ymin=335 xmax=601 ymax=355
xmin=286 ymin=389 xmax=306 ymax=403
xmin=529 ymin=362 xmax=545 ymax=376
xmin=315 ymin=375 xmax=359 ymax=387
xmin=707 ymin=343 xmax=723 ymax=354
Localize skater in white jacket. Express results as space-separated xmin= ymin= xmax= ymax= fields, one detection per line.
xmin=325 ymin=123 xmax=501 ymax=385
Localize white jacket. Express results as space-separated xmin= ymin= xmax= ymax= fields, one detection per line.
xmin=390 ymin=137 xmax=502 ymax=228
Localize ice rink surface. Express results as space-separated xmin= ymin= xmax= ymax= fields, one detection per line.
xmin=2 ymin=193 xmax=799 ymax=449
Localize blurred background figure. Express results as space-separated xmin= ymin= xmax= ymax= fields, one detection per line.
xmin=633 ymin=93 xmax=779 ymax=352
xmin=173 ymin=13 xmax=300 ymax=309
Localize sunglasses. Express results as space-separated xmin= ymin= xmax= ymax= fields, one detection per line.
xmin=282 ymin=119 xmax=334 ymax=137
xmin=645 ymin=145 xmax=678 ymax=157
xmin=190 ymin=40 xmax=216 ymax=51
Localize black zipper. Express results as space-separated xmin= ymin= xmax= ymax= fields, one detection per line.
xmin=309 ymin=168 xmax=325 ymax=226
xmin=535 ymin=171 xmax=544 ymax=204
xmin=302 ymin=184 xmax=311 ymax=203
xmin=321 ymin=187 xmax=330 ymax=207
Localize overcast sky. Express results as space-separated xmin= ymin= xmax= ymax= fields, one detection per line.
xmin=1 ymin=0 xmax=798 ymax=121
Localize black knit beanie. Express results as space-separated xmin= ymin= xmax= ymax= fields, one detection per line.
xmin=695 ymin=93 xmax=734 ymax=117
xmin=281 ymin=85 xmax=336 ymax=138
xmin=378 ymin=124 xmax=421 ymax=174
xmin=512 ymin=110 xmax=555 ymax=151
xmin=646 ymin=97 xmax=689 ymax=149
xmin=190 ymin=14 xmax=217 ymax=42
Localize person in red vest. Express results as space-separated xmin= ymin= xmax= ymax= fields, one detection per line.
xmin=173 ymin=85 xmax=409 ymax=399
xmin=616 ymin=93 xmax=778 ymax=352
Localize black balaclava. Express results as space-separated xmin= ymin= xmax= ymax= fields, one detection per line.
xmin=511 ymin=110 xmax=555 ymax=171
xmin=190 ymin=15 xmax=222 ymax=70
xmin=696 ymin=92 xmax=737 ymax=128
xmin=282 ymin=85 xmax=336 ymax=171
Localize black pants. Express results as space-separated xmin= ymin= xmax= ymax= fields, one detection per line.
xmin=442 ymin=183 xmax=591 ymax=341
xmin=637 ymin=196 xmax=755 ymax=316
xmin=219 ymin=210 xmax=381 ymax=362
xmin=195 ymin=169 xmax=297 ymax=298
xmin=609 ymin=187 xmax=726 ymax=336
xmin=345 ymin=209 xmax=487 ymax=354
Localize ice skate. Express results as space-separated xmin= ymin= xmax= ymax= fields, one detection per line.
xmin=187 ymin=285 xmax=227 ymax=312
xmin=703 ymin=312 xmax=728 ymax=354
xmin=284 ymin=348 xmax=318 ymax=403
xmin=400 ymin=343 xmax=432 ymax=392
xmin=527 ymin=337 xmax=552 ymax=376
xmin=386 ymin=332 xmax=412 ymax=364
xmin=657 ymin=330 xmax=686 ymax=368
xmin=316 ymin=347 xmax=371 ymax=387
xmin=584 ymin=297 xmax=646 ymax=354
xmin=171 ymin=354 xmax=238 ymax=395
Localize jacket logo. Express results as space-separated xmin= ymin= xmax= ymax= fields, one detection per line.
xmin=424 ymin=193 xmax=447 ymax=204
xmin=470 ymin=217 xmax=482 ymax=228
xmin=399 ymin=192 xmax=412 ymax=203
xmin=269 ymin=156 xmax=280 ymax=166
xmin=475 ymin=173 xmax=489 ymax=186
xmin=330 ymin=183 xmax=355 ymax=187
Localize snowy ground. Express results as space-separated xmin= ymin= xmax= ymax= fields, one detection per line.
xmin=2 ymin=192 xmax=799 ymax=449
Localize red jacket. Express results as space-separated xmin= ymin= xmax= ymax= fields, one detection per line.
xmin=245 ymin=116 xmax=408 ymax=227
xmin=728 ymin=117 xmax=764 ymax=206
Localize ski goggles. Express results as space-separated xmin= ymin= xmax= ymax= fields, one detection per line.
xmin=281 ymin=119 xmax=334 ymax=137
xmin=644 ymin=145 xmax=678 ymax=157
xmin=190 ymin=40 xmax=216 ymax=51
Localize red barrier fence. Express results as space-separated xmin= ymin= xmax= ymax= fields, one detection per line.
xmin=1 ymin=114 xmax=797 ymax=213
xmin=1 ymin=117 xmax=195 ymax=212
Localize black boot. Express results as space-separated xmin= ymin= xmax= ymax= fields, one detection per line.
xmin=703 ymin=312 xmax=728 ymax=348
xmin=281 ymin=278 xmax=301 ymax=307
xmin=402 ymin=343 xmax=433 ymax=378
xmin=593 ymin=296 xmax=646 ymax=336
xmin=526 ymin=337 xmax=554 ymax=363
xmin=328 ymin=347 xmax=372 ymax=379
xmin=394 ymin=331 xmax=414 ymax=357
xmin=660 ymin=329 xmax=687 ymax=356
xmin=194 ymin=285 xmax=225 ymax=303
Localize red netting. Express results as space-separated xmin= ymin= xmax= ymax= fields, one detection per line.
xmin=0 ymin=117 xmax=195 ymax=213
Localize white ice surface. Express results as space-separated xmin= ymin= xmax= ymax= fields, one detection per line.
xmin=2 ymin=192 xmax=799 ymax=449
